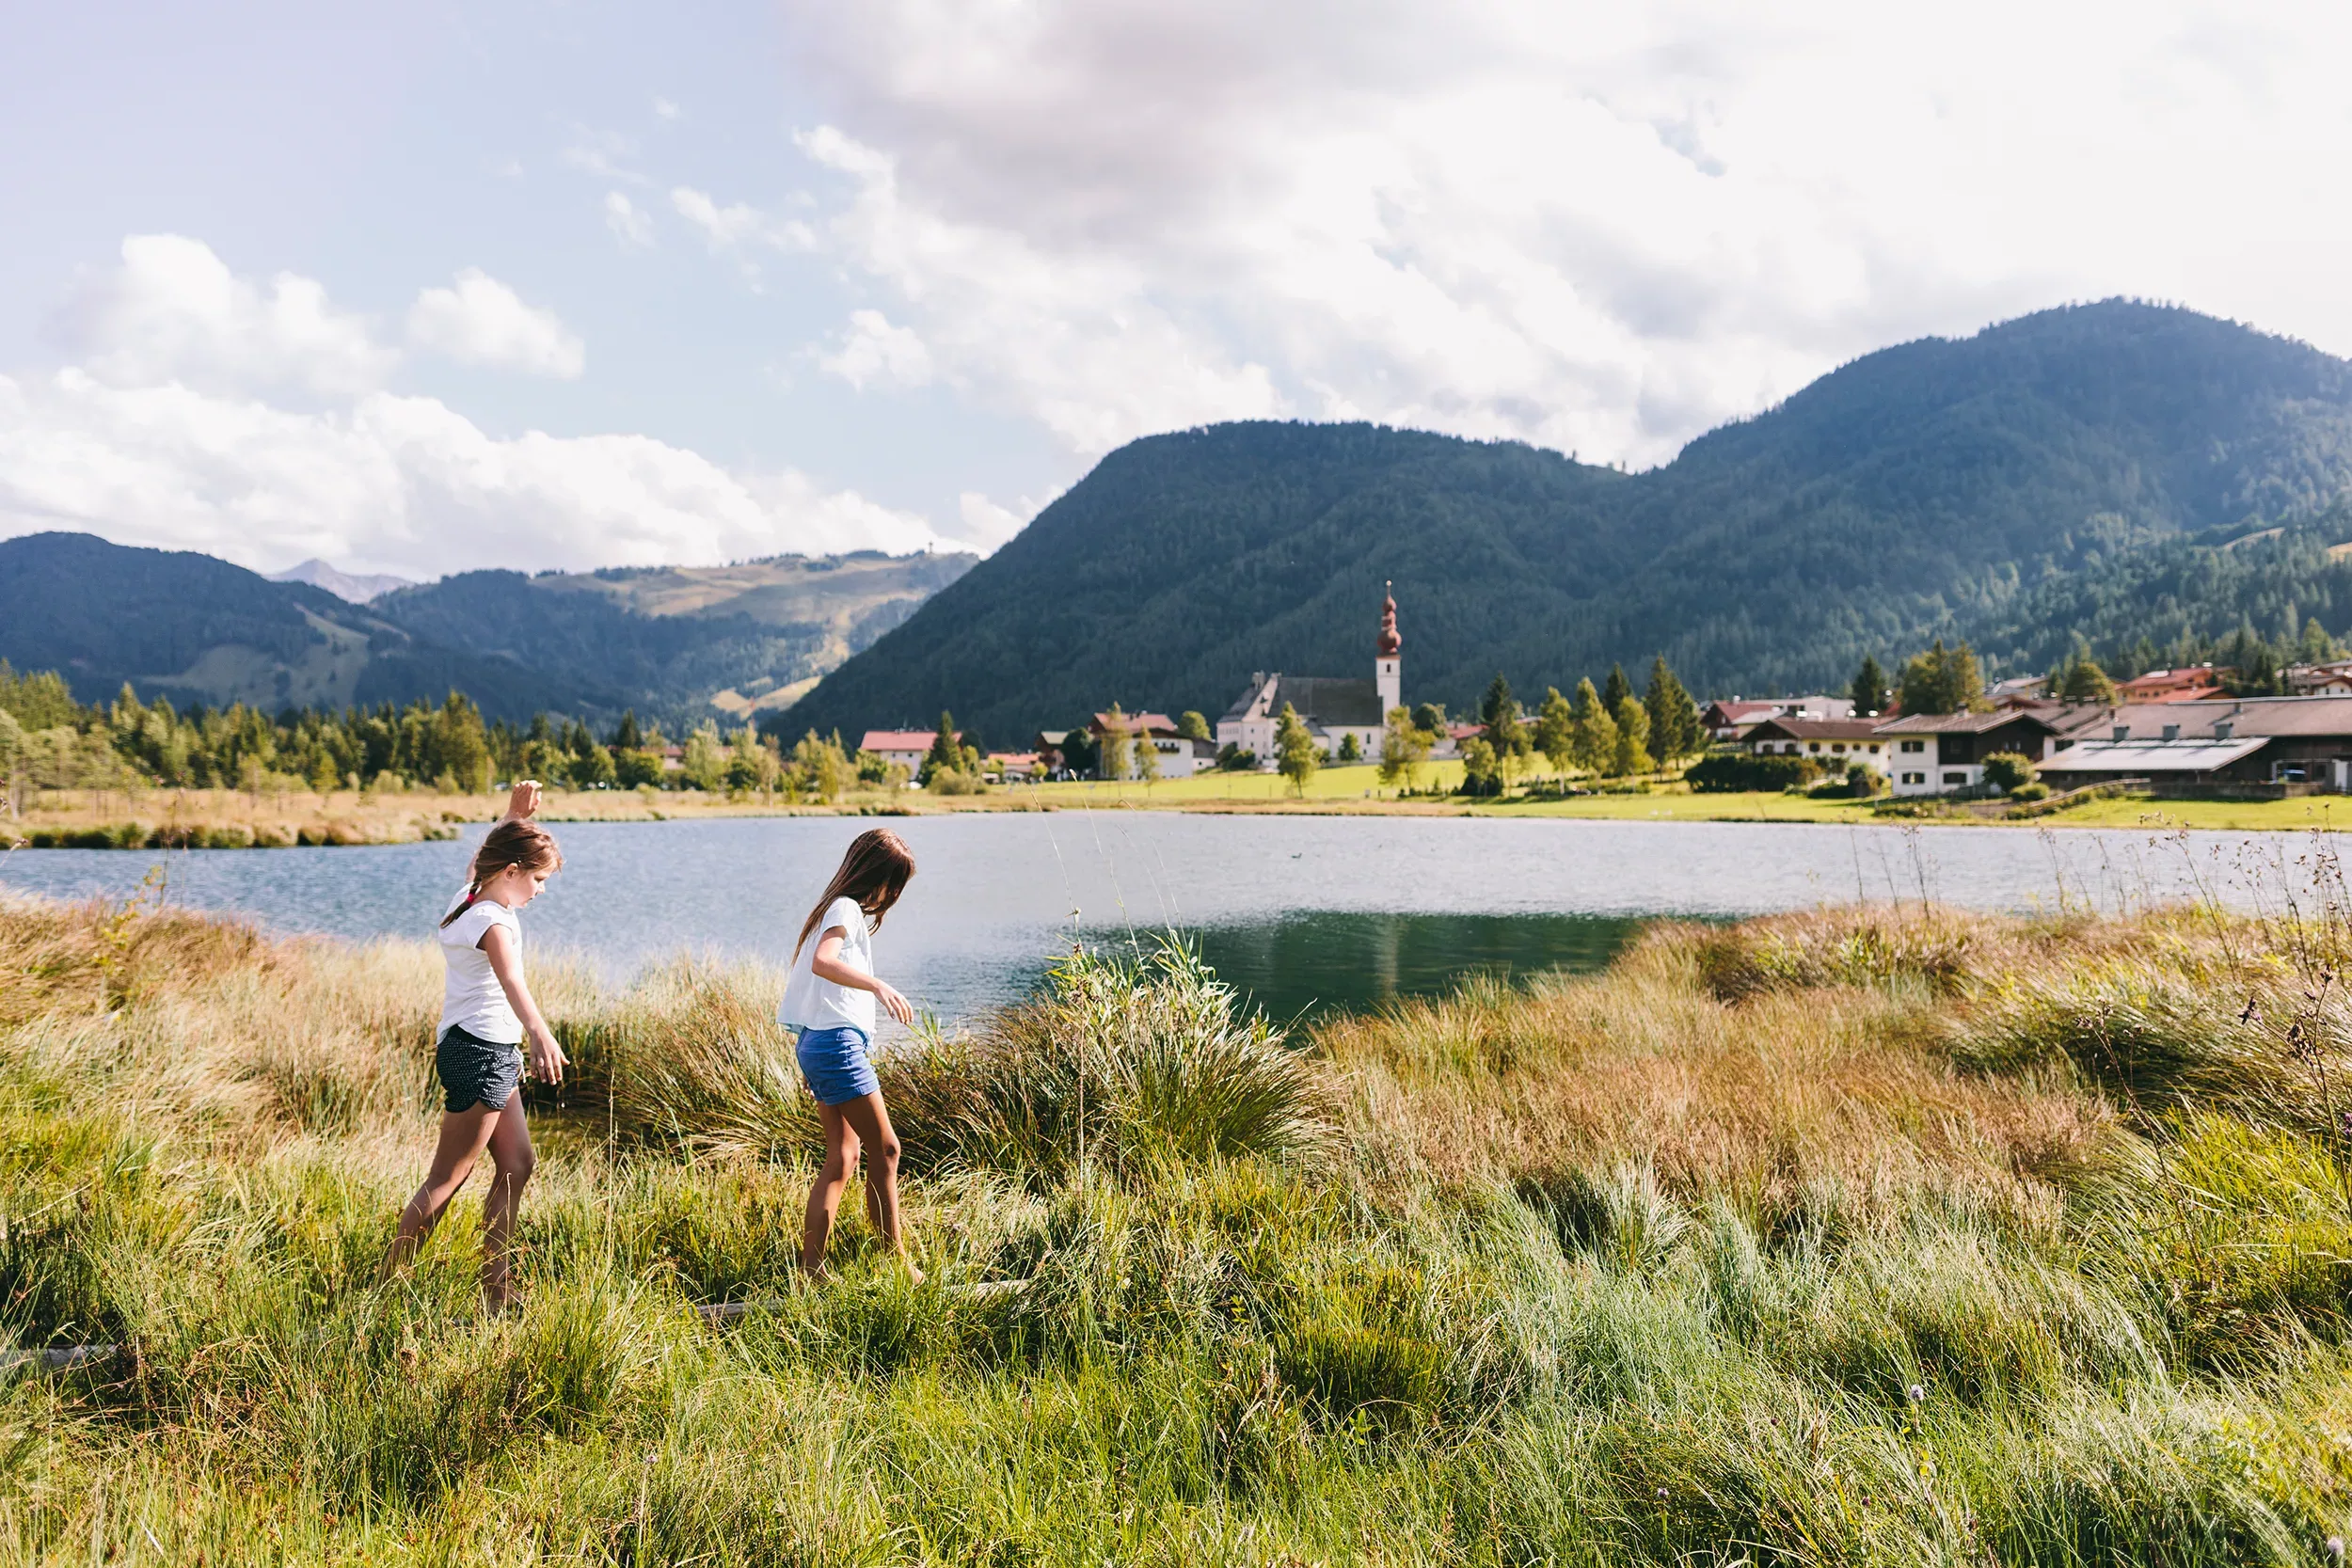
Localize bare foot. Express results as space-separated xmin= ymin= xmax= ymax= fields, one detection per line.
xmin=901 ymin=1259 xmax=926 ymax=1286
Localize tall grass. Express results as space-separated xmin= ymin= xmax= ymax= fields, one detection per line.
xmin=8 ymin=890 xmax=2352 ymax=1562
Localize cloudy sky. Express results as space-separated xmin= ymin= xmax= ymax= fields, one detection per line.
xmin=4 ymin=1 xmax=2347 ymax=579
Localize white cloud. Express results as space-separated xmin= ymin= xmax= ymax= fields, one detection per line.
xmin=670 ymin=186 xmax=810 ymax=254
xmin=57 ymin=233 xmax=396 ymax=399
xmin=819 ymin=309 xmax=933 ymax=390
xmin=561 ymin=126 xmax=644 ymax=185
xmin=604 ymin=191 xmax=656 ymax=247
xmin=653 ymin=96 xmax=681 ymax=121
xmin=0 ymin=239 xmax=961 ymax=576
xmin=953 ymin=490 xmax=1037 ymax=552
xmin=405 ymin=270 xmax=586 ymax=379
xmin=795 ymin=125 xmax=1281 ymax=451
xmin=770 ymin=0 xmax=2352 ymax=467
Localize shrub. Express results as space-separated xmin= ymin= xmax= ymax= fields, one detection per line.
xmin=1686 ymin=906 xmax=1993 ymax=1001
xmin=1949 ymin=968 xmax=2342 ymax=1132
xmin=1982 ymin=751 xmax=2038 ymax=794
xmin=900 ymin=937 xmax=1340 ymax=1183
xmin=1685 ymin=752 xmax=1821 ymax=793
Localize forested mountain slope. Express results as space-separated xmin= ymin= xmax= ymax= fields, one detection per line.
xmin=0 ymin=533 xmax=594 ymax=719
xmin=787 ymin=301 xmax=2352 ymax=741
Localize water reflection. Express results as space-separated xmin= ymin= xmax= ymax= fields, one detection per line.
xmin=1188 ymin=911 xmax=1645 ymax=1022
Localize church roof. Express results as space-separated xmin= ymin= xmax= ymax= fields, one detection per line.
xmin=1267 ymin=674 xmax=1385 ymax=730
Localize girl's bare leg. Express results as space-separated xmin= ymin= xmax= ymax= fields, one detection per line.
xmin=835 ymin=1092 xmax=917 ymax=1281
xmin=383 ymin=1106 xmax=501 ymax=1278
xmin=479 ymin=1095 xmax=537 ymax=1311
xmin=802 ymin=1103 xmax=862 ymax=1277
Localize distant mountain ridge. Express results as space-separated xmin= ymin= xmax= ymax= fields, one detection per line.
xmin=786 ymin=301 xmax=2352 ymax=742
xmin=0 ymin=533 xmax=976 ymax=723
xmin=266 ymin=559 xmax=416 ymax=604
xmin=377 ymin=551 xmax=974 ymax=721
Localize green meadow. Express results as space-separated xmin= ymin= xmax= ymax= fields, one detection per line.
xmin=8 ymin=888 xmax=2352 ymax=1563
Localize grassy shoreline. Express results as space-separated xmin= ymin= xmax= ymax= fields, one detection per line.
xmin=9 ymin=889 xmax=2352 ymax=1560
xmin=9 ymin=766 xmax=2352 ymax=847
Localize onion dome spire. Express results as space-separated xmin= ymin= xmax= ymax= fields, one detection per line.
xmin=1376 ymin=582 xmax=1401 ymax=657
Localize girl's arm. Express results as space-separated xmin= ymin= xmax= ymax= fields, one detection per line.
xmin=482 ymin=923 xmax=566 ymax=1084
xmin=501 ymin=779 xmax=542 ymax=823
xmin=810 ymin=927 xmax=914 ymax=1024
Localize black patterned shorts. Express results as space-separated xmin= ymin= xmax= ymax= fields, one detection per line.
xmin=436 ymin=1024 xmax=523 ymax=1113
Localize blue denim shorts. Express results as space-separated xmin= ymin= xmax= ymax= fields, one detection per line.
xmin=795 ymin=1025 xmax=878 ymax=1106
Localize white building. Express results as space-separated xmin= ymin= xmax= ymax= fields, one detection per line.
xmin=860 ymin=729 xmax=945 ymax=774
xmin=1871 ymin=710 xmax=2061 ymax=797
xmin=1090 ymin=711 xmax=1216 ymax=779
xmin=1742 ymin=716 xmax=1892 ymax=774
xmin=1216 ymin=590 xmax=1404 ymax=766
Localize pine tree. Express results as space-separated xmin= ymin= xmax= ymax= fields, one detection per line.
xmin=1850 ymin=656 xmax=1888 ymax=718
xmin=1601 ymin=663 xmax=1631 ymax=715
xmin=1480 ymin=674 xmax=1521 ymax=755
xmin=1643 ymin=657 xmax=1699 ymax=765
xmin=1610 ymin=697 xmax=1650 ymax=777
xmin=925 ymin=710 xmax=962 ymax=784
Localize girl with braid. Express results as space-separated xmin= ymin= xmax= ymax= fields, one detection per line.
xmin=381 ymin=782 xmax=566 ymax=1311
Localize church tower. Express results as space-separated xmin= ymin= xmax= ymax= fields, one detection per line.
xmin=1375 ymin=584 xmax=1402 ymax=716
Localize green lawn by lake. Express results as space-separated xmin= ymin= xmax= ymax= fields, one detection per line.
xmin=1021 ymin=761 xmax=2352 ymax=831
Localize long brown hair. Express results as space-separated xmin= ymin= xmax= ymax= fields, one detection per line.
xmin=794 ymin=828 xmax=916 ymax=957
xmin=439 ymin=819 xmax=565 ymax=927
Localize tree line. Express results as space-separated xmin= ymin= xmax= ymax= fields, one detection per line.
xmin=0 ymin=662 xmax=900 ymax=813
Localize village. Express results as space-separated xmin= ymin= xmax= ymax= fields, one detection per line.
xmin=851 ymin=591 xmax=2352 ymax=803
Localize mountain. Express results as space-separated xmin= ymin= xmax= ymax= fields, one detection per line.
xmin=373 ymin=551 xmax=975 ymax=721
xmin=266 ymin=559 xmax=416 ymax=603
xmin=786 ymin=302 xmax=2352 ymax=742
xmin=1 ymin=532 xmax=977 ymax=725
xmin=0 ymin=533 xmax=597 ymax=719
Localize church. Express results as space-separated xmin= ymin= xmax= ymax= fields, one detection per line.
xmin=1216 ymin=590 xmax=1403 ymax=765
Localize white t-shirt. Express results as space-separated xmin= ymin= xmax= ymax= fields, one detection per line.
xmin=438 ymin=889 xmax=524 ymax=1044
xmin=778 ymin=895 xmax=876 ymax=1035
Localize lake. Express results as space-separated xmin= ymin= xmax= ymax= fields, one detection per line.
xmin=1 ymin=814 xmax=2329 ymax=1033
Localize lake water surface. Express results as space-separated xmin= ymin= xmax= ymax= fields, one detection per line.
xmin=1 ymin=814 xmax=2328 ymax=1031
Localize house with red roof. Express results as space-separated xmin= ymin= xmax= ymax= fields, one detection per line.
xmin=2114 ymin=665 xmax=2226 ymax=703
xmin=861 ymin=729 xmax=953 ymax=775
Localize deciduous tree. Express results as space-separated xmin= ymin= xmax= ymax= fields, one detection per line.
xmin=1274 ymin=703 xmax=1318 ymax=797
xmin=1568 ymin=678 xmax=1616 ymax=774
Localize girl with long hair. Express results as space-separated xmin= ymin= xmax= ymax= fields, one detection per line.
xmin=779 ymin=827 xmax=920 ymax=1281
xmin=382 ymin=782 xmax=567 ymax=1311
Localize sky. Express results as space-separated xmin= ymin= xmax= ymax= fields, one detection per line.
xmin=3 ymin=1 xmax=2349 ymax=582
